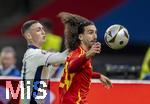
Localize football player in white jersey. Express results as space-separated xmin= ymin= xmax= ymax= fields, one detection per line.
xmin=21 ymin=20 xmax=68 ymax=104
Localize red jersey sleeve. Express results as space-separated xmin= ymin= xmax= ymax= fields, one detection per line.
xmin=68 ymin=53 xmax=89 ymax=73
xmin=92 ymin=72 xmax=101 ymax=78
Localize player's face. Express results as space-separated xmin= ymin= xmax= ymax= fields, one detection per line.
xmin=80 ymin=25 xmax=97 ymax=48
xmin=28 ymin=23 xmax=46 ymax=46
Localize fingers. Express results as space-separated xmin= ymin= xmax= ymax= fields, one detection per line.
xmin=95 ymin=42 xmax=101 ymax=46
xmin=94 ymin=42 xmax=101 ymax=47
xmin=106 ymin=80 xmax=113 ymax=88
xmin=92 ymin=42 xmax=101 ymax=53
xmin=93 ymin=48 xmax=100 ymax=53
xmin=101 ymin=78 xmax=113 ymax=89
xmin=101 ymin=80 xmax=110 ymax=89
xmin=86 ymin=42 xmax=102 ymax=58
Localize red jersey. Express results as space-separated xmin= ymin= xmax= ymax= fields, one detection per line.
xmin=59 ymin=47 xmax=100 ymax=104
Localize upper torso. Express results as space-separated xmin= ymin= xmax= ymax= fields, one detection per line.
xmin=59 ymin=47 xmax=93 ymax=103
xmin=21 ymin=46 xmax=52 ymax=104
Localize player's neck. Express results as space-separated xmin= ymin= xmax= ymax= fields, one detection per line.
xmin=80 ymin=44 xmax=89 ymax=52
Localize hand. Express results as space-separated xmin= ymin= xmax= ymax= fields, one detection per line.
xmin=99 ymin=74 xmax=112 ymax=89
xmin=86 ymin=42 xmax=101 ymax=58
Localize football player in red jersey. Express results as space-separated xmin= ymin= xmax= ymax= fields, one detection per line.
xmin=58 ymin=12 xmax=112 ymax=104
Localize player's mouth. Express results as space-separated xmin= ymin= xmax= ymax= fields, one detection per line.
xmin=90 ymin=40 xmax=96 ymax=44
xmin=43 ymin=35 xmax=46 ymax=40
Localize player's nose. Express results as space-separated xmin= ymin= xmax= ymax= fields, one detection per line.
xmin=93 ymin=33 xmax=97 ymax=40
xmin=41 ymin=29 xmax=45 ymax=35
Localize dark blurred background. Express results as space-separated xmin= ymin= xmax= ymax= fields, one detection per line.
xmin=0 ymin=0 xmax=149 ymax=79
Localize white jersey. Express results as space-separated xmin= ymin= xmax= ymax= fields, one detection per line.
xmin=21 ymin=45 xmax=67 ymax=104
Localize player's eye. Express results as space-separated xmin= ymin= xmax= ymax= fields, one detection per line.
xmin=36 ymin=27 xmax=42 ymax=32
xmin=36 ymin=29 xmax=40 ymax=32
xmin=88 ymin=30 xmax=93 ymax=34
xmin=37 ymin=27 xmax=42 ymax=32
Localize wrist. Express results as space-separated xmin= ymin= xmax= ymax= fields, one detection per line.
xmin=99 ymin=73 xmax=101 ymax=78
xmin=86 ymin=52 xmax=91 ymax=59
xmin=92 ymin=72 xmax=101 ymax=78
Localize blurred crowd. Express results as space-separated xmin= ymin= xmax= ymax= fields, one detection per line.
xmin=0 ymin=46 xmax=20 ymax=76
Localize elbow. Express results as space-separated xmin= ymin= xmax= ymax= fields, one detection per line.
xmin=68 ymin=67 xmax=75 ymax=73
xmin=68 ymin=68 xmax=73 ymax=73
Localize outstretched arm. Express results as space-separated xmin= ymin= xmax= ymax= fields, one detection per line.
xmin=68 ymin=54 xmax=89 ymax=73
xmin=99 ymin=74 xmax=112 ymax=88
xmin=92 ymin=72 xmax=101 ymax=78
xmin=46 ymin=50 xmax=68 ymax=65
xmin=69 ymin=42 xmax=101 ymax=73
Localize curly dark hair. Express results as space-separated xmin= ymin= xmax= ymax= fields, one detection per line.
xmin=58 ymin=12 xmax=94 ymax=50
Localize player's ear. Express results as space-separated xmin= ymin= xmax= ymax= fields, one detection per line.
xmin=26 ymin=33 xmax=32 ymax=40
xmin=79 ymin=34 xmax=83 ymax=41
xmin=25 ymin=32 xmax=33 ymax=43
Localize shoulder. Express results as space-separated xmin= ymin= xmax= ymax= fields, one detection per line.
xmin=25 ymin=48 xmax=49 ymax=57
xmin=27 ymin=48 xmax=44 ymax=54
xmin=71 ymin=47 xmax=85 ymax=56
xmin=23 ymin=48 xmax=48 ymax=62
xmin=67 ymin=47 xmax=85 ymax=60
xmin=69 ymin=48 xmax=80 ymax=56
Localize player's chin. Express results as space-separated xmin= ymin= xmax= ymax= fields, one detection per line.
xmin=43 ymin=37 xmax=46 ymax=41
xmin=41 ymin=39 xmax=46 ymax=44
xmin=88 ymin=44 xmax=93 ymax=49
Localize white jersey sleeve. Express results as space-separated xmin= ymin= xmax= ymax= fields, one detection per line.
xmin=25 ymin=48 xmax=68 ymax=66
xmin=46 ymin=49 xmax=68 ymax=65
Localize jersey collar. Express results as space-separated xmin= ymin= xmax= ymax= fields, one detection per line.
xmin=28 ymin=45 xmax=39 ymax=49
